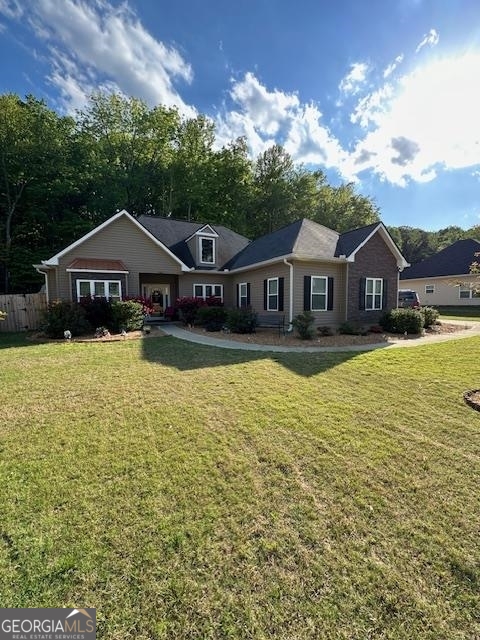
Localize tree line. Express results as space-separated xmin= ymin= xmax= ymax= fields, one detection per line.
xmin=1 ymin=92 xmax=478 ymax=293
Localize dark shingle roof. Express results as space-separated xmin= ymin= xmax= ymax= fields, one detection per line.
xmin=224 ymin=219 xmax=391 ymax=270
xmin=137 ymin=216 xmax=250 ymax=268
xmin=401 ymin=239 xmax=480 ymax=279
xmin=335 ymin=222 xmax=381 ymax=257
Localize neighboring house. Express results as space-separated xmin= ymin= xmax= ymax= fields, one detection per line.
xmin=400 ymin=239 xmax=480 ymax=306
xmin=34 ymin=210 xmax=409 ymax=328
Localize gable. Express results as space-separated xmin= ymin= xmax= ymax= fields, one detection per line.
xmin=43 ymin=210 xmax=189 ymax=271
xmin=340 ymin=223 xmax=408 ymax=269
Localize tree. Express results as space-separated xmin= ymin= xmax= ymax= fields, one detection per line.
xmin=313 ymin=182 xmax=380 ymax=233
xmin=0 ymin=94 xmax=75 ymax=292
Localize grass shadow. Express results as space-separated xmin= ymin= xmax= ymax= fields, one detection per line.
xmin=142 ymin=335 xmax=366 ymax=377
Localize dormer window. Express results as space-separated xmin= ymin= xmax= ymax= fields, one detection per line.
xmin=200 ymin=237 xmax=215 ymax=264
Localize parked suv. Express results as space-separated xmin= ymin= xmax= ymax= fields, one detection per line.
xmin=398 ymin=289 xmax=420 ymax=308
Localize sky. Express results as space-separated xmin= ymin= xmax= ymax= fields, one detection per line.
xmin=0 ymin=0 xmax=480 ymax=231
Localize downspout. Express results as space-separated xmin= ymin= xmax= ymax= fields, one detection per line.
xmin=34 ymin=267 xmax=49 ymax=304
xmin=283 ymin=258 xmax=294 ymax=332
xmin=345 ymin=262 xmax=349 ymax=322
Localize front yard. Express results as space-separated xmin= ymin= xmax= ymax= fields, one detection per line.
xmin=0 ymin=333 xmax=479 ymax=639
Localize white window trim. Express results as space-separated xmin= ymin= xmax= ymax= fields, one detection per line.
xmin=193 ymin=284 xmax=223 ymax=302
xmin=459 ymin=286 xmax=478 ymax=299
xmin=239 ymin=282 xmax=248 ymax=308
xmin=365 ymin=277 xmax=383 ymax=311
xmin=425 ymin=284 xmax=435 ymax=294
xmin=76 ymin=279 xmax=122 ymax=302
xmin=267 ymin=277 xmax=279 ymax=311
xmin=311 ymin=276 xmax=328 ymax=311
xmin=199 ymin=237 xmax=215 ymax=264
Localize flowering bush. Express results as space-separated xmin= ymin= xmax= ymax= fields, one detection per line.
xmin=124 ymin=295 xmax=154 ymax=316
xmin=175 ymin=297 xmax=208 ymax=326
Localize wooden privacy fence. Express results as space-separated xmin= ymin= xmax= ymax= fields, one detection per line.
xmin=0 ymin=293 xmax=47 ymax=332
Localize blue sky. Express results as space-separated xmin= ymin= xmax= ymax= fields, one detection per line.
xmin=1 ymin=0 xmax=480 ymax=231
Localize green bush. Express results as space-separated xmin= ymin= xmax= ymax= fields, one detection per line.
xmin=195 ymin=306 xmax=228 ymax=331
xmin=318 ymin=325 xmax=334 ymax=337
xmin=420 ymin=306 xmax=439 ymax=329
xmin=111 ymin=300 xmax=145 ymax=332
xmin=226 ymin=308 xmax=257 ymax=334
xmin=42 ymin=301 xmax=91 ymax=338
xmin=338 ymin=321 xmax=360 ymax=335
xmin=292 ymin=311 xmax=315 ymax=340
xmin=380 ymin=308 xmax=423 ymax=334
xmin=80 ymin=297 xmax=113 ymax=329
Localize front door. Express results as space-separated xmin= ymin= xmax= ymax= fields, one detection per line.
xmin=143 ymin=284 xmax=170 ymax=316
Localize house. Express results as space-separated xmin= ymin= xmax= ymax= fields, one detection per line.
xmin=400 ymin=238 xmax=480 ymax=306
xmin=34 ymin=210 xmax=409 ymax=328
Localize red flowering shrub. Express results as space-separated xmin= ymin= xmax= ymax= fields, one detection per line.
xmin=175 ymin=297 xmax=207 ymax=326
xmin=124 ymin=295 xmax=154 ymax=316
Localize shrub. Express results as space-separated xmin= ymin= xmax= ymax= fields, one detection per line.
xmin=369 ymin=324 xmax=384 ymax=334
xmin=226 ymin=308 xmax=257 ymax=334
xmin=420 ymin=306 xmax=439 ymax=329
xmin=292 ymin=310 xmax=315 ymax=340
xmin=195 ymin=306 xmax=228 ymax=331
xmin=42 ymin=301 xmax=91 ymax=338
xmin=79 ymin=297 xmax=113 ymax=330
xmin=175 ymin=297 xmax=207 ymax=326
xmin=338 ymin=321 xmax=360 ymax=335
xmin=124 ymin=295 xmax=154 ymax=316
xmin=111 ymin=300 xmax=145 ymax=332
xmin=380 ymin=308 xmax=423 ymax=334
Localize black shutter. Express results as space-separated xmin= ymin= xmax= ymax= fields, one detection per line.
xmin=247 ymin=283 xmax=251 ymax=307
xmin=359 ymin=277 xmax=366 ymax=310
xmin=304 ymin=276 xmax=311 ymax=311
xmin=236 ymin=283 xmax=240 ymax=308
xmin=278 ymin=277 xmax=284 ymax=311
xmin=382 ymin=279 xmax=388 ymax=309
xmin=263 ymin=279 xmax=267 ymax=310
xmin=327 ymin=277 xmax=334 ymax=311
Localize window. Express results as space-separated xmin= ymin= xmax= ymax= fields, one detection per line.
xmin=425 ymin=284 xmax=435 ymax=294
xmin=77 ymin=280 xmax=122 ymax=302
xmin=365 ymin=278 xmax=383 ymax=310
xmin=194 ymin=284 xmax=223 ymax=301
xmin=459 ymin=286 xmax=479 ymax=299
xmin=200 ymin=237 xmax=215 ymax=264
xmin=267 ymin=278 xmax=278 ymax=311
xmin=239 ymin=282 xmax=248 ymax=308
xmin=311 ymin=276 xmax=327 ymax=311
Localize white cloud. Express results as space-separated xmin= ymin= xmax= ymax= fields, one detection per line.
xmin=4 ymin=0 xmax=196 ymax=115
xmin=215 ymin=73 xmax=347 ymax=171
xmin=415 ymin=28 xmax=439 ymax=53
xmin=0 ymin=0 xmax=23 ymax=19
xmin=339 ymin=62 xmax=369 ymax=95
xmin=383 ymin=54 xmax=404 ymax=78
xmin=345 ymin=52 xmax=480 ymax=186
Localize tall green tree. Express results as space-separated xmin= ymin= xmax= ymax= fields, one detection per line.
xmin=0 ymin=94 xmax=75 ymax=291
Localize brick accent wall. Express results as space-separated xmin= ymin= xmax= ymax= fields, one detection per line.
xmin=347 ymin=232 xmax=398 ymax=324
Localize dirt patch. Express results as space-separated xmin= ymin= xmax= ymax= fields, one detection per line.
xmin=27 ymin=328 xmax=167 ymax=343
xmin=464 ymin=389 xmax=480 ymax=412
xmin=184 ymin=322 xmax=467 ymax=348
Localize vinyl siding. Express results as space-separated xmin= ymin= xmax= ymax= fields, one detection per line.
xmin=179 ymin=272 xmax=232 ymax=305
xmin=231 ymin=264 xmax=290 ymax=317
xmin=55 ymin=216 xmax=183 ymax=300
xmin=403 ymin=275 xmax=480 ymax=306
xmin=293 ymin=260 xmax=346 ymax=325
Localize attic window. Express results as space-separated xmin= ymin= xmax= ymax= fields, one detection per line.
xmin=200 ymin=237 xmax=215 ymax=264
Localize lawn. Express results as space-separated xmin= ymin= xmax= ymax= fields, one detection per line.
xmin=437 ymin=306 xmax=480 ymax=322
xmin=0 ymin=333 xmax=479 ymax=639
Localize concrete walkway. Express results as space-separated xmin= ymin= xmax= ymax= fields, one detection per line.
xmin=157 ymin=319 xmax=480 ymax=354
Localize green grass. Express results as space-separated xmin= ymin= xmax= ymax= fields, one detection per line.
xmin=437 ymin=306 xmax=480 ymax=322
xmin=1 ymin=333 xmax=479 ymax=639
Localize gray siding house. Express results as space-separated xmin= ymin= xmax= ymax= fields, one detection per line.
xmin=35 ymin=210 xmax=409 ymax=328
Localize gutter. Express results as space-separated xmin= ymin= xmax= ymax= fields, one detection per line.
xmin=283 ymin=258 xmax=294 ymax=332
xmin=34 ymin=264 xmax=50 ymax=303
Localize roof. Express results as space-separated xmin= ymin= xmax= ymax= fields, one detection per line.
xmin=224 ymin=218 xmax=407 ymax=270
xmin=137 ymin=215 xmax=250 ymax=268
xmin=401 ymin=238 xmax=480 ymax=279
xmin=66 ymin=258 xmax=128 ymax=272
